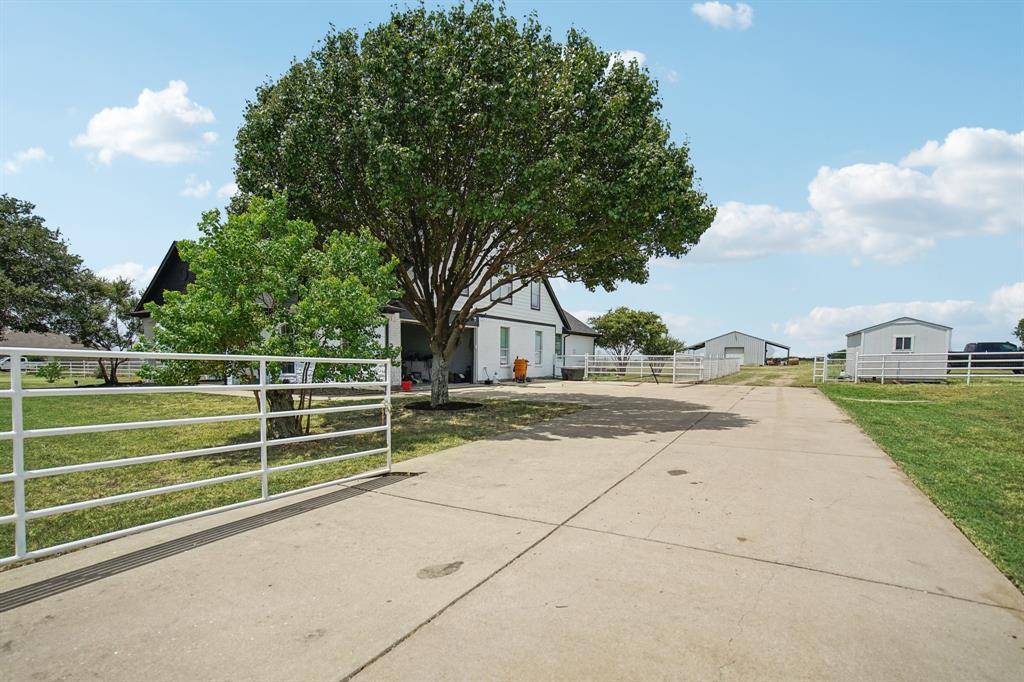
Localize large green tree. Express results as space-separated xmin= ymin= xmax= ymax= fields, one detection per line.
xmin=0 ymin=194 xmax=85 ymax=338
xmin=142 ymin=195 xmax=398 ymax=437
xmin=589 ymin=307 xmax=673 ymax=360
xmin=65 ymin=275 xmax=142 ymax=384
xmin=234 ymin=3 xmax=715 ymax=405
xmin=1014 ymin=318 xmax=1024 ymax=348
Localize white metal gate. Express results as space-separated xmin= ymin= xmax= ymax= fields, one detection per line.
xmin=555 ymin=354 xmax=741 ymax=383
xmin=0 ymin=347 xmax=392 ymax=565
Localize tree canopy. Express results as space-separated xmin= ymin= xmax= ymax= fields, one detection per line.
xmin=590 ymin=307 xmax=681 ymax=359
xmin=0 ymin=194 xmax=85 ymax=339
xmin=65 ymin=275 xmax=142 ymax=384
xmin=142 ymin=195 xmax=399 ymax=435
xmin=1014 ymin=318 xmax=1024 ymax=347
xmin=234 ymin=3 xmax=715 ymax=404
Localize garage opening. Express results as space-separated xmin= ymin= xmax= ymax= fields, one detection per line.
xmin=400 ymin=321 xmax=475 ymax=385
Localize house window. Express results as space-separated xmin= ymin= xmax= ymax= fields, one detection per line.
xmin=535 ymin=330 xmax=543 ymax=365
xmin=530 ymin=281 xmax=541 ymax=310
xmin=499 ymin=327 xmax=510 ymax=366
xmin=490 ymin=279 xmax=513 ymax=304
xmin=894 ymin=336 xmax=913 ymax=352
xmin=555 ymin=333 xmax=564 ymax=356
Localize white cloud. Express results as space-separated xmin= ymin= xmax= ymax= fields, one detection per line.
xmin=661 ymin=312 xmax=695 ymax=339
xmin=782 ymin=282 xmax=1024 ymax=353
xmin=3 ymin=147 xmax=50 ymax=174
xmin=180 ymin=174 xmax=212 ymax=199
xmin=692 ymin=2 xmax=754 ymax=30
xmin=681 ymin=127 xmax=1024 ymax=264
xmin=216 ymin=181 xmax=239 ymax=199
xmin=685 ymin=202 xmax=818 ymax=261
xmin=73 ymin=80 xmax=216 ymax=164
xmin=571 ymin=309 xmax=601 ymax=324
xmin=988 ymin=282 xmax=1024 ymax=326
xmin=609 ymin=50 xmax=647 ymax=67
xmin=97 ymin=262 xmax=157 ymax=290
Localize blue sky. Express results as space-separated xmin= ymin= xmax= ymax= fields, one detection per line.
xmin=2 ymin=1 xmax=1022 ymax=354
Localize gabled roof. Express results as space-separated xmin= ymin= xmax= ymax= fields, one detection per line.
xmin=561 ymin=310 xmax=598 ymax=337
xmin=132 ymin=242 xmax=599 ymax=337
xmin=693 ymin=330 xmax=790 ymax=350
xmin=846 ymin=317 xmax=952 ymax=337
xmin=131 ymin=242 xmax=194 ymax=317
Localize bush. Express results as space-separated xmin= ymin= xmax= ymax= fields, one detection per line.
xmin=36 ymin=361 xmax=64 ymax=383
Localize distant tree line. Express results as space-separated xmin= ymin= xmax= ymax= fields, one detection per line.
xmin=1 ymin=194 xmax=141 ymax=384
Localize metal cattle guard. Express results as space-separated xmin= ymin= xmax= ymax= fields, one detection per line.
xmin=0 ymin=347 xmax=392 ymax=565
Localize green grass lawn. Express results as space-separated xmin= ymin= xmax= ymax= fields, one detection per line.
xmin=0 ymin=388 xmax=583 ymax=561
xmin=820 ymin=382 xmax=1024 ymax=590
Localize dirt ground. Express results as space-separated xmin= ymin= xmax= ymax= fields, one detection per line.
xmin=711 ymin=362 xmax=814 ymax=386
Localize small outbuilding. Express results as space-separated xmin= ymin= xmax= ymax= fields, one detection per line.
xmin=845 ymin=317 xmax=952 ymax=378
xmin=685 ymin=331 xmax=790 ymax=366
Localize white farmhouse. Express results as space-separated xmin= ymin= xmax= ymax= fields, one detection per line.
xmin=132 ymin=243 xmax=598 ymax=385
xmin=844 ymin=317 xmax=952 ymax=379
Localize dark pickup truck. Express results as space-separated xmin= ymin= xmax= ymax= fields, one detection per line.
xmin=948 ymin=342 xmax=1024 ymax=373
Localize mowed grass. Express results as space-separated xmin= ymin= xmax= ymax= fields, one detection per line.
xmin=0 ymin=387 xmax=584 ymax=561
xmin=820 ymin=381 xmax=1024 ymax=590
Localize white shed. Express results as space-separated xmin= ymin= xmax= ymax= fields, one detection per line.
xmin=845 ymin=317 xmax=952 ymax=379
xmin=685 ymin=331 xmax=790 ymax=366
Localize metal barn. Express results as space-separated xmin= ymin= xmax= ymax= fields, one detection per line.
xmin=685 ymin=331 xmax=790 ymax=366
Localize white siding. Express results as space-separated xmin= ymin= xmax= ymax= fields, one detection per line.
xmin=846 ymin=319 xmax=951 ymax=379
xmin=845 ymin=332 xmax=862 ymax=376
xmin=563 ymin=334 xmax=595 ymax=357
xmin=471 ymin=280 xmax=564 ymax=380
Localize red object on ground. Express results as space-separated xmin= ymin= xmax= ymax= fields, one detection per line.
xmin=401 ymin=380 xmax=413 ymax=392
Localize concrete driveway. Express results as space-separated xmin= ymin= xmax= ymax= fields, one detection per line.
xmin=2 ymin=383 xmax=1021 ymax=680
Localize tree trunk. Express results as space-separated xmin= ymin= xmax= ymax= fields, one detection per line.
xmin=430 ymin=352 xmax=450 ymax=407
xmin=266 ymin=390 xmax=301 ymax=438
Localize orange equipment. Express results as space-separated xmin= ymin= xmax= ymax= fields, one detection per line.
xmin=513 ymin=357 xmax=529 ymax=383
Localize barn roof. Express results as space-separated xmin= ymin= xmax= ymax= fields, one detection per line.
xmin=687 ymin=331 xmax=789 ymax=351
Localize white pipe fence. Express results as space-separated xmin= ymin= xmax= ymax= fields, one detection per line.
xmin=1 ymin=357 xmax=147 ymax=378
xmin=812 ymin=355 xmax=845 ymax=383
xmin=556 ymin=354 xmax=740 ymax=383
xmin=812 ymin=351 xmax=1024 ymax=384
xmin=0 ymin=347 xmax=391 ymax=565
xmin=855 ymin=351 xmax=1024 ymax=384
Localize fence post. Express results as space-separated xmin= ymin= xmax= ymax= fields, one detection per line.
xmin=584 ymin=354 xmax=589 ymax=379
xmin=11 ymin=353 xmax=26 ymax=559
xmin=384 ymin=361 xmax=392 ymax=472
xmin=258 ymin=360 xmax=269 ymax=499
xmin=966 ymin=353 xmax=972 ymax=386
xmin=881 ymin=355 xmax=886 ymax=384
xmin=672 ymin=352 xmax=677 ymax=384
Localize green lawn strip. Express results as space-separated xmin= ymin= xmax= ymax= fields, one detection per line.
xmin=0 ymin=392 xmax=584 ymax=560
xmin=819 ymin=382 xmax=1024 ymax=591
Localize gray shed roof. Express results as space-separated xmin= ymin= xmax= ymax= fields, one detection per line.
xmin=845 ymin=317 xmax=952 ymax=337
xmin=0 ymin=332 xmax=89 ymax=351
xmin=688 ymin=331 xmax=789 ymax=351
xmin=562 ymin=310 xmax=598 ymax=337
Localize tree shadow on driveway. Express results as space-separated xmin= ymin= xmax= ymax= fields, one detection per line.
xmin=489 ymin=394 xmax=757 ymax=443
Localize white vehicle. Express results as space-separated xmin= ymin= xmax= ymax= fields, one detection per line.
xmin=0 ymin=356 xmax=31 ymax=372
